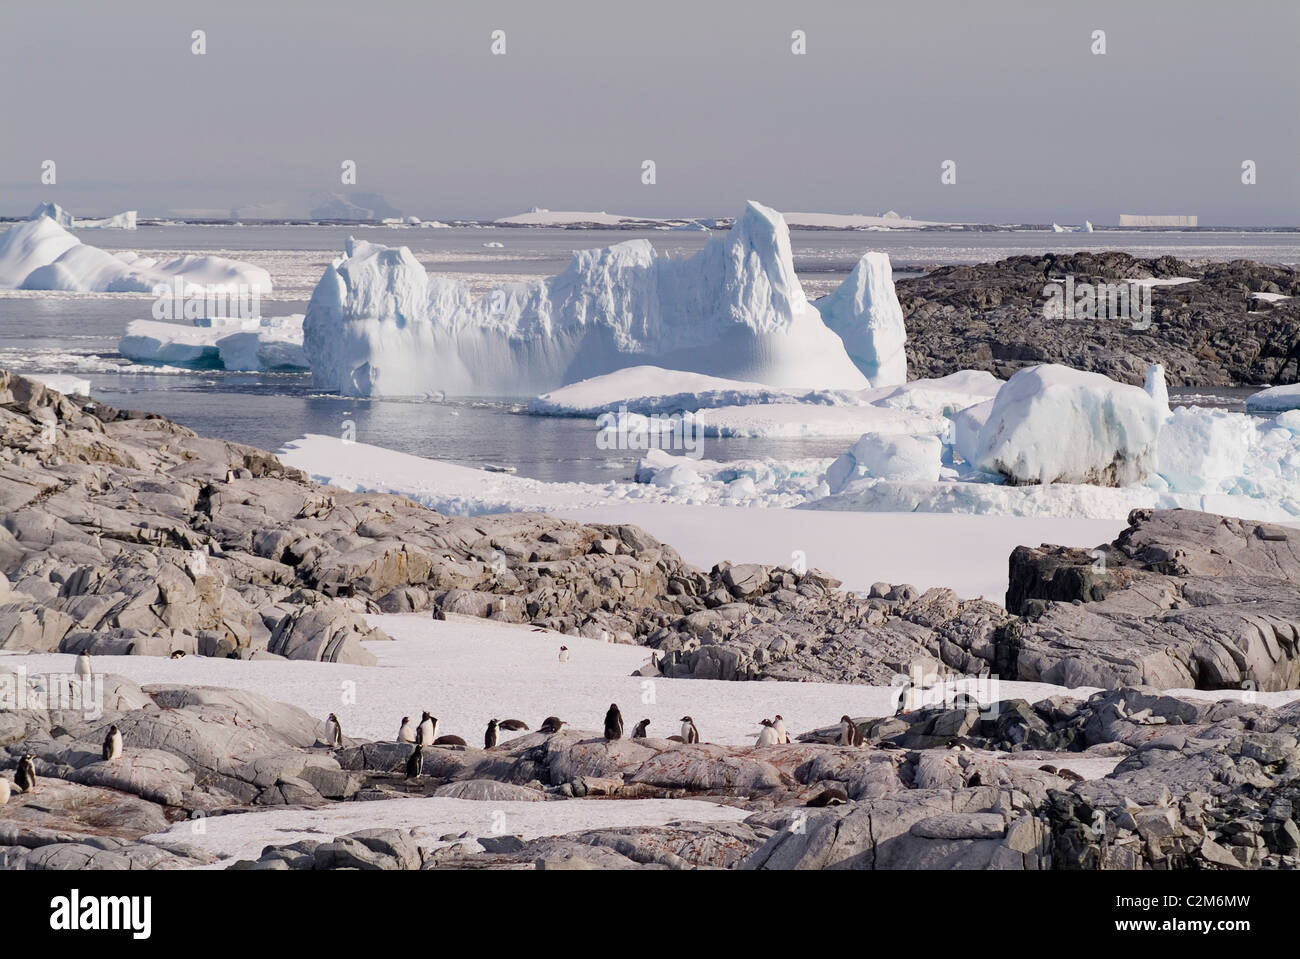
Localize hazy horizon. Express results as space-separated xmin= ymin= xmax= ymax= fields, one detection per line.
xmin=2 ymin=0 xmax=1296 ymax=225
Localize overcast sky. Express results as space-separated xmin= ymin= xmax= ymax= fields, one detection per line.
xmin=2 ymin=0 xmax=1296 ymax=224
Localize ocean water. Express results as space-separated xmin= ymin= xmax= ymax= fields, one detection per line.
xmin=1 ymin=225 xmax=1293 ymax=484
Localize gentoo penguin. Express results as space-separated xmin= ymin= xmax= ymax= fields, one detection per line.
xmin=806 ymin=785 xmax=849 ymax=807
xmin=0 ymin=776 xmax=9 ymax=806
xmin=539 ymin=716 xmax=566 ymax=734
xmin=772 ymin=715 xmax=789 ymax=744
xmin=558 ymin=646 xmax=570 ymax=663
xmin=75 ymin=652 xmax=92 ymax=678
xmin=498 ymin=719 xmax=529 ymax=731
xmin=680 ymin=716 xmax=699 ymax=744
xmin=405 ymin=743 xmax=424 ymax=780
xmin=417 ymin=712 xmax=437 ymax=745
xmin=755 ymin=719 xmax=779 ymax=747
xmin=1057 ymin=768 xmax=1085 ymax=783
xmin=839 ymin=715 xmax=863 ymax=747
xmin=631 ymin=719 xmax=651 ymax=739
xmin=397 ymin=717 xmax=416 ymax=743
xmin=485 ymin=719 xmax=500 ymax=749
xmin=604 ymin=704 xmax=623 ymax=741
xmin=102 ymin=724 xmax=123 ymax=761
xmin=169 ymin=650 xmax=186 ymax=659
xmin=433 ymin=734 xmax=467 ymax=747
xmin=946 ymin=738 xmax=972 ymax=752
xmin=15 ymin=754 xmax=36 ymax=793
xmin=324 ymin=713 xmax=343 ymax=747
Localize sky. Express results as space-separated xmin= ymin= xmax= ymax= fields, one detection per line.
xmin=1 ymin=0 xmax=1296 ymax=224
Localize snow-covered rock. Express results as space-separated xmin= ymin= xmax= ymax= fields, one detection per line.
xmin=814 ymin=251 xmax=907 ymax=386
xmin=120 ymin=316 xmax=306 ymax=371
xmin=1246 ymin=383 xmax=1300 ymax=413
xmin=974 ymin=365 xmax=1165 ymax=486
xmin=29 ymin=201 xmax=136 ymax=230
xmin=303 ymin=201 xmax=872 ymax=397
xmin=0 ymin=218 xmax=271 ymax=293
xmin=826 ymin=433 xmax=944 ymax=490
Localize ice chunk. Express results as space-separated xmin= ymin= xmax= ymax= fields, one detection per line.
xmin=826 ymin=433 xmax=944 ymax=490
xmin=1143 ymin=363 xmax=1171 ymax=417
xmin=814 ymin=251 xmax=908 ymax=386
xmin=120 ymin=316 xmax=306 ymax=371
xmin=302 ymin=201 xmax=872 ymax=397
xmin=949 ymin=398 xmax=995 ymax=467
xmin=1246 ymin=382 xmax=1300 ymax=413
xmin=974 ymin=365 xmax=1165 ymax=486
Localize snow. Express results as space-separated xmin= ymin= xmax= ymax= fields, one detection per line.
xmin=530 ymin=367 xmax=790 ymax=416
xmin=302 ymin=201 xmax=871 ymax=397
xmin=29 ymin=201 xmax=136 ymax=230
xmin=0 ymin=217 xmax=272 ymax=293
xmin=1247 ymin=383 xmax=1300 ymax=413
xmin=120 ymin=316 xmax=306 ymax=372
xmin=814 ymin=251 xmax=908 ymax=386
xmin=681 ymin=403 xmax=943 ymax=439
xmin=974 ymin=364 xmax=1165 ymax=486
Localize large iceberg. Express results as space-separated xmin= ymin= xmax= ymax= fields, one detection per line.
xmin=30 ymin=201 xmax=136 ymax=230
xmin=813 ymin=251 xmax=907 ymax=386
xmin=0 ymin=217 xmax=271 ymax=293
xmin=973 ymin=364 xmax=1166 ymax=486
xmin=303 ymin=201 xmax=876 ymax=397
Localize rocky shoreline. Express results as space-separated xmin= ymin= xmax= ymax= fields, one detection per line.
xmin=2 ymin=371 xmax=1299 ymax=870
xmin=897 ymin=252 xmax=1300 ymax=386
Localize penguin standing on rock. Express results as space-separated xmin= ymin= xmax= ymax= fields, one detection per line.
xmin=632 ymin=719 xmax=651 ymax=739
xmin=418 ymin=712 xmax=437 ymax=745
xmin=324 ymin=713 xmax=343 ymax=747
xmin=604 ymin=704 xmax=623 ymax=741
xmin=102 ymin=724 xmax=123 ymax=761
xmin=75 ymin=652 xmax=92 ymax=679
xmin=755 ymin=719 xmax=779 ymax=747
xmin=405 ymin=743 xmax=424 ymax=781
xmin=398 ymin=717 xmax=416 ymax=743
xmin=485 ymin=719 xmax=500 ymax=749
xmin=15 ymin=754 xmax=36 ymax=793
xmin=680 ymin=716 xmax=699 ymax=744
xmin=839 ymin=715 xmax=864 ymax=747
xmin=772 ymin=715 xmax=789 ymax=744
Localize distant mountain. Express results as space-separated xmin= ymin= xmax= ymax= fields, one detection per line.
xmin=308 ymin=192 xmax=403 ymax=221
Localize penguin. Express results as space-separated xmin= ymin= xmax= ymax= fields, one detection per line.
xmin=75 ymin=652 xmax=92 ymax=679
xmin=1038 ymin=764 xmax=1059 ymax=775
xmin=324 ymin=713 xmax=343 ymax=748
xmin=15 ymin=754 xmax=36 ymax=793
xmin=631 ymin=719 xmax=651 ymax=739
xmin=102 ymin=724 xmax=123 ymax=761
xmin=839 ymin=715 xmax=863 ymax=747
xmin=755 ymin=719 xmax=779 ymax=747
xmin=604 ymin=704 xmax=623 ymax=741
xmin=946 ymin=738 xmax=972 ymax=752
xmin=680 ymin=716 xmax=699 ymax=744
xmin=485 ymin=719 xmax=499 ymax=749
xmin=1058 ymin=768 xmax=1085 ymax=783
xmin=169 ymin=650 xmax=186 ymax=659
xmin=772 ymin=715 xmax=789 ymax=745
xmin=558 ymin=645 xmax=570 ymax=663
xmin=806 ymin=785 xmax=849 ymax=807
xmin=498 ymin=719 xmax=529 ymax=731
xmin=397 ymin=716 xmax=416 ymax=743
xmin=405 ymin=743 xmax=424 ymax=780
xmin=433 ymin=734 xmax=467 ymax=747
xmin=966 ymin=771 xmax=983 ymax=787
xmin=0 ymin=776 xmax=8 ymax=806
xmin=417 ymin=712 xmax=437 ymax=745
xmin=539 ymin=716 xmax=565 ymax=734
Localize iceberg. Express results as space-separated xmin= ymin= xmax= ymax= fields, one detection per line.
xmin=1246 ymin=382 xmax=1300 ymax=413
xmin=303 ymin=201 xmax=874 ymax=397
xmin=0 ymin=217 xmax=271 ymax=293
xmin=973 ymin=364 xmax=1166 ymax=486
xmin=813 ymin=251 xmax=908 ymax=386
xmin=120 ymin=316 xmax=306 ymax=371
xmin=29 ymin=201 xmax=136 ymax=230
xmin=826 ymin=433 xmax=944 ymax=490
